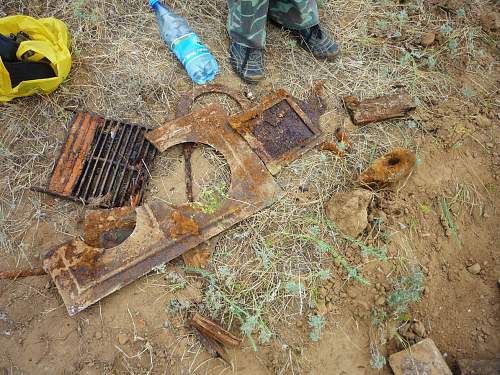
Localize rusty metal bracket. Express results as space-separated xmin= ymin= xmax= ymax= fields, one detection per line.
xmin=32 ymin=111 xmax=156 ymax=208
xmin=228 ymin=89 xmax=325 ymax=175
xmin=175 ymin=84 xmax=251 ymax=203
xmin=43 ymin=104 xmax=282 ymax=316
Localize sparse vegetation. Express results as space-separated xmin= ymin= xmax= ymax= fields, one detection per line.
xmin=308 ymin=314 xmax=325 ymax=342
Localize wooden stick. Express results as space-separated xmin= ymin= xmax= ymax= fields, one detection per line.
xmin=0 ymin=267 xmax=46 ymax=280
xmin=189 ymin=313 xmax=242 ymax=347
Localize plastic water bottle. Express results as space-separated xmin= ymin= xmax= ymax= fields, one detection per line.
xmin=149 ymin=0 xmax=218 ymax=84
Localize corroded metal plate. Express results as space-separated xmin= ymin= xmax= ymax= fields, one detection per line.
xmin=43 ymin=104 xmax=282 ymax=315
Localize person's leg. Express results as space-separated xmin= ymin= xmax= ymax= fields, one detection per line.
xmin=227 ymin=0 xmax=270 ymax=49
xmin=227 ymin=0 xmax=269 ymax=82
xmin=269 ymin=0 xmax=340 ymax=60
xmin=268 ymin=0 xmax=319 ymax=30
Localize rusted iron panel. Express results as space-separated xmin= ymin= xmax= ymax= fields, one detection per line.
xmin=36 ymin=111 xmax=157 ymax=208
xmin=228 ymin=89 xmax=325 ymax=174
xmin=43 ymin=104 xmax=282 ymax=316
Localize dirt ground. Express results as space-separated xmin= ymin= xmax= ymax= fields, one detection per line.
xmin=1 ymin=0 xmax=499 ymax=374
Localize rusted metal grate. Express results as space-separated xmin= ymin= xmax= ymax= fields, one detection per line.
xmin=228 ymin=89 xmax=325 ymax=175
xmin=34 ymin=111 xmax=156 ymax=208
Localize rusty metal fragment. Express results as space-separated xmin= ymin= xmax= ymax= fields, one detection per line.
xmin=43 ymin=104 xmax=282 ymax=316
xmin=83 ymin=207 xmax=136 ymax=248
xmin=343 ymin=92 xmax=416 ymax=126
xmin=0 ymin=267 xmax=46 ymax=280
xmin=189 ymin=313 xmax=242 ymax=347
xmin=33 ymin=111 xmax=156 ymax=208
xmin=228 ymin=89 xmax=325 ymax=175
xmin=359 ymin=148 xmax=416 ymax=188
xmin=176 ymin=84 xmax=252 ymax=203
xmin=320 ymin=127 xmax=352 ymax=157
xmin=191 ymin=326 xmax=231 ymax=363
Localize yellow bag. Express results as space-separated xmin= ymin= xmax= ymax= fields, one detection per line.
xmin=0 ymin=15 xmax=72 ymax=102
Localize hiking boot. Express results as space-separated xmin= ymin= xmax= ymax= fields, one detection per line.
xmin=229 ymin=41 xmax=265 ymax=83
xmin=292 ymin=24 xmax=340 ymax=61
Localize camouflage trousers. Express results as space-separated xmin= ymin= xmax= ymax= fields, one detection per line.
xmin=227 ymin=0 xmax=319 ymax=49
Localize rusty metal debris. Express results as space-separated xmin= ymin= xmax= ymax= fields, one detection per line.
xmin=84 ymin=206 xmax=136 ymax=248
xmin=32 ymin=111 xmax=156 ymax=208
xmin=359 ymin=148 xmax=416 ymax=188
xmin=188 ymin=313 xmax=241 ymax=362
xmin=343 ymin=91 xmax=416 ymax=126
xmin=0 ymin=267 xmax=46 ymax=280
xmin=188 ymin=312 xmax=241 ymax=363
xmin=175 ymin=85 xmax=252 ymax=265
xmin=228 ymin=88 xmax=325 ymax=175
xmin=176 ymin=84 xmax=251 ymax=203
xmin=43 ymin=103 xmax=282 ymax=316
xmin=320 ymin=127 xmax=352 ymax=157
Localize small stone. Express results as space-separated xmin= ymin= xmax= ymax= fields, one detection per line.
xmin=325 ymin=189 xmax=372 ymax=237
xmin=486 ymin=143 xmax=494 ymax=148
xmin=467 ymin=263 xmax=481 ymax=275
xmin=375 ymin=296 xmax=386 ymax=306
xmin=420 ymin=32 xmax=436 ymax=47
xmin=412 ymin=320 xmax=426 ymax=337
xmin=95 ymin=331 xmax=102 ymax=339
xmin=117 ymin=333 xmax=129 ymax=345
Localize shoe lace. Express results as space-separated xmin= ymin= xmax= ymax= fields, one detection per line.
xmin=309 ymin=25 xmax=323 ymax=40
xmin=245 ymin=48 xmax=262 ymax=63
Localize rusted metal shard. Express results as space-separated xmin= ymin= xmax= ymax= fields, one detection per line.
xmin=84 ymin=207 xmax=136 ymax=248
xmin=189 ymin=313 xmax=242 ymax=348
xmin=176 ymin=84 xmax=252 ymax=203
xmin=320 ymin=127 xmax=352 ymax=157
xmin=228 ymin=89 xmax=325 ymax=175
xmin=343 ymin=92 xmax=416 ymax=126
xmin=0 ymin=267 xmax=46 ymax=280
xmin=32 ymin=111 xmax=156 ymax=208
xmin=359 ymin=148 xmax=416 ymax=188
xmin=43 ymin=104 xmax=282 ymax=316
xmin=191 ymin=326 xmax=231 ymax=363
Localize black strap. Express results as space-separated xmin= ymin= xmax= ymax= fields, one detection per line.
xmin=0 ymin=34 xmax=19 ymax=62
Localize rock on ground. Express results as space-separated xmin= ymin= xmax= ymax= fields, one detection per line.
xmin=325 ymin=189 xmax=372 ymax=237
xmin=389 ymin=338 xmax=452 ymax=375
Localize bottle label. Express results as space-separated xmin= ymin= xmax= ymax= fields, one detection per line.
xmin=172 ymin=34 xmax=212 ymax=70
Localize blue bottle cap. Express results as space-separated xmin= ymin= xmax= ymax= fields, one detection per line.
xmin=149 ymin=0 xmax=160 ymax=8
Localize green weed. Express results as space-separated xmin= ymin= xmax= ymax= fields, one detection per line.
xmin=197 ymin=187 xmax=226 ymax=214
xmin=440 ymin=196 xmax=461 ymax=248
xmin=387 ymin=269 xmax=424 ymax=315
xmin=308 ymin=315 xmax=325 ymax=342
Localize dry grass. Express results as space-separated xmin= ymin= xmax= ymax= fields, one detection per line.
xmin=0 ymin=0 xmax=497 ymax=372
